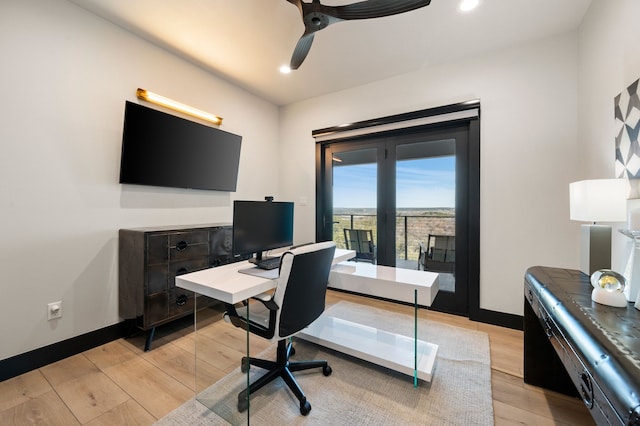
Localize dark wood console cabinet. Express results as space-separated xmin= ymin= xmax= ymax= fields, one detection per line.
xmin=524 ymin=266 xmax=640 ymax=425
xmin=119 ymin=223 xmax=242 ymax=350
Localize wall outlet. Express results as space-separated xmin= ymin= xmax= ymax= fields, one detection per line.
xmin=48 ymin=301 xmax=62 ymax=320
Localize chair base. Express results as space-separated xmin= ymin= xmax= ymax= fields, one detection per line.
xmin=237 ymin=339 xmax=332 ymax=416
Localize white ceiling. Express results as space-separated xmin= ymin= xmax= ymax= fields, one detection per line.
xmin=69 ymin=0 xmax=593 ymax=106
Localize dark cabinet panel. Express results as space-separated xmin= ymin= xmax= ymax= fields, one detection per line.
xmin=145 ymin=292 xmax=169 ymax=325
xmin=170 ymin=258 xmax=210 ymax=286
xmin=147 ymin=264 xmax=168 ymax=295
xmin=147 ymin=235 xmax=169 ymax=265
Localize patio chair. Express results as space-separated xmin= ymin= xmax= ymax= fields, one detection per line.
xmin=343 ymin=228 xmax=376 ymax=263
xmin=419 ymin=234 xmax=455 ymax=273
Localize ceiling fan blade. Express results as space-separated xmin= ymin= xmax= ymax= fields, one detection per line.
xmin=286 ymin=0 xmax=303 ymax=13
xmin=284 ymin=0 xmax=431 ymax=70
xmin=290 ymin=32 xmax=315 ymax=70
xmin=335 ymin=0 xmax=431 ymax=20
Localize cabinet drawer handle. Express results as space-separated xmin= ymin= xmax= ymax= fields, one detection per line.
xmin=176 ymin=240 xmax=189 ymax=251
xmin=176 ymin=267 xmax=189 ymax=276
xmin=176 ymin=294 xmax=188 ymax=306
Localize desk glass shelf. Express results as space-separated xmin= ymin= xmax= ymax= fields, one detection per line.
xmin=298 ymin=312 xmax=438 ymax=381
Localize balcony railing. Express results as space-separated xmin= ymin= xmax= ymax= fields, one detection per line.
xmin=333 ymin=213 xmax=455 ymax=262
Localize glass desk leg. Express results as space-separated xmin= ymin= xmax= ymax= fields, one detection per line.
xmin=194 ymin=295 xmax=250 ymax=425
xmin=414 ymin=288 xmax=418 ymax=388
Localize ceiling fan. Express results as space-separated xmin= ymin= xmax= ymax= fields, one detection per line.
xmin=286 ymin=0 xmax=432 ymax=70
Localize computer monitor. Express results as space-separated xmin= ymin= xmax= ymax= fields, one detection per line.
xmin=232 ymin=200 xmax=294 ymax=263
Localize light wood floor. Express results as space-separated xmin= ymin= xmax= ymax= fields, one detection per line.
xmin=0 ymin=290 xmax=595 ymax=425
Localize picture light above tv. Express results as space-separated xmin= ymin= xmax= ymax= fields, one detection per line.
xmin=119 ymin=101 xmax=242 ymax=191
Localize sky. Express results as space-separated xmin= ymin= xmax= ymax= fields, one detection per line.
xmin=333 ymin=156 xmax=455 ymax=208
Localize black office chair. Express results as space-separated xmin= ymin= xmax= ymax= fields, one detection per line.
xmin=224 ymin=241 xmax=337 ymax=416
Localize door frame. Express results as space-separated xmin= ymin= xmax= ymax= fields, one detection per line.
xmin=314 ymin=101 xmax=480 ymax=319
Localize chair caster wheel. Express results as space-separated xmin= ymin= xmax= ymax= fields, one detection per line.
xmin=238 ymin=397 xmax=248 ymax=413
xmin=240 ymin=357 xmax=250 ymax=373
xmin=323 ymin=364 xmax=332 ymax=376
xmin=300 ymin=399 xmax=311 ymax=415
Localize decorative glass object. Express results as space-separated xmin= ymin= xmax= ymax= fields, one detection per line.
xmin=590 ymin=269 xmax=628 ymax=307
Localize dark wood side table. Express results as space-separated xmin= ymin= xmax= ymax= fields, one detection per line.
xmin=524 ymin=266 xmax=640 ymax=425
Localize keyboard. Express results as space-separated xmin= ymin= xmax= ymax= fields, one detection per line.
xmin=256 ymin=257 xmax=281 ymax=270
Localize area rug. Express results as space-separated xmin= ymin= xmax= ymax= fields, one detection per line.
xmin=155 ymin=301 xmax=493 ymax=425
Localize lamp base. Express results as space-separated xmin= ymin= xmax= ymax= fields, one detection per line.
xmin=591 ymin=288 xmax=627 ymax=307
xmin=580 ymin=224 xmax=612 ymax=275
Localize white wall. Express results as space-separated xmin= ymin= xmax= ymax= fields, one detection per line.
xmin=578 ymin=0 xmax=640 ymax=177
xmin=0 ymin=0 xmax=281 ymax=361
xmin=280 ymin=33 xmax=581 ymax=316
xmin=578 ymin=1 xmax=640 ymax=274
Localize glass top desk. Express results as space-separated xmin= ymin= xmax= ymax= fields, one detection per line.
xmin=175 ymin=249 xmax=439 ymax=422
xmin=176 ymin=248 xmax=356 ymax=303
xmin=174 ymin=248 xmax=354 ymax=422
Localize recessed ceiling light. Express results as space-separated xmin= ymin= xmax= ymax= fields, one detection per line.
xmin=279 ymin=65 xmax=292 ymax=74
xmin=459 ymin=0 xmax=479 ymax=12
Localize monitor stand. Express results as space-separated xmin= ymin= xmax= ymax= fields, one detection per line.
xmin=248 ymin=252 xmax=280 ymax=270
xmin=247 ymin=251 xmax=264 ymax=265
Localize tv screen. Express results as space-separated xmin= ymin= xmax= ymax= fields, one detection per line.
xmin=232 ymin=200 xmax=294 ymax=260
xmin=119 ymin=101 xmax=242 ymax=191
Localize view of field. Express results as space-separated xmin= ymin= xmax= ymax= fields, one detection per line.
xmin=333 ymin=207 xmax=455 ymax=261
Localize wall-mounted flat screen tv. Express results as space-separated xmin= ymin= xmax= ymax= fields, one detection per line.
xmin=119 ymin=101 xmax=242 ymax=191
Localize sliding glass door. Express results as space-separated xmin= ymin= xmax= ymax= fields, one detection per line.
xmin=395 ymin=139 xmax=456 ymax=295
xmin=317 ymin=121 xmax=476 ymax=315
xmin=331 ymin=146 xmax=380 ymax=260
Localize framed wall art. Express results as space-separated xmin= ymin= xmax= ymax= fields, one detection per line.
xmin=615 ymin=78 xmax=640 ymax=197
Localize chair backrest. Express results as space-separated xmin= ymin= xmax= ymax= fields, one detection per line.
xmin=271 ymin=241 xmax=336 ymax=340
xmin=426 ymin=234 xmax=453 ymax=260
xmin=343 ymin=229 xmax=375 ymax=262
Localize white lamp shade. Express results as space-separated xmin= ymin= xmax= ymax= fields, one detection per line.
xmin=569 ymin=179 xmax=627 ymax=222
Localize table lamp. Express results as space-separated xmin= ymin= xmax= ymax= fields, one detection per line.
xmin=569 ymin=179 xmax=627 ymax=276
